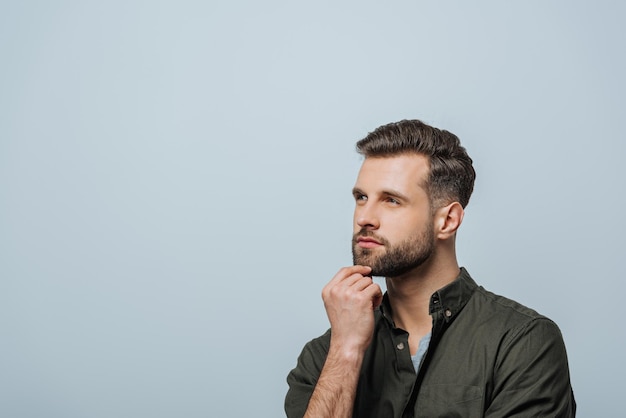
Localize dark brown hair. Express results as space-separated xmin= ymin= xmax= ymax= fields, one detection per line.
xmin=356 ymin=119 xmax=475 ymax=208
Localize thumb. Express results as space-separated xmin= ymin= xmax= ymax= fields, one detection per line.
xmin=372 ymin=284 xmax=383 ymax=309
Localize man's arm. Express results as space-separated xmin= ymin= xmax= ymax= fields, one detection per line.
xmin=302 ymin=343 xmax=365 ymax=418
xmin=285 ymin=265 xmax=382 ymax=418
xmin=486 ymin=318 xmax=576 ymax=417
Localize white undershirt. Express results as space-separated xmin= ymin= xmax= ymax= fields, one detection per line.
xmin=411 ymin=332 xmax=432 ymax=373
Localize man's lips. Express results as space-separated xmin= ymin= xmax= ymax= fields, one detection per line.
xmin=356 ymin=237 xmax=383 ymax=248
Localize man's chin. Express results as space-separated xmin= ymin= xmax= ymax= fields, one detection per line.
xmin=352 ymin=254 xmax=376 ymax=269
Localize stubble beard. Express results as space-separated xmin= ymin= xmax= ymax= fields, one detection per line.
xmin=352 ymin=224 xmax=435 ymax=278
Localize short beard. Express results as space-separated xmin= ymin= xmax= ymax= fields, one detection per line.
xmin=352 ymin=224 xmax=435 ymax=278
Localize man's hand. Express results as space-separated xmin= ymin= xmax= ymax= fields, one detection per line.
xmin=322 ymin=265 xmax=383 ymax=356
xmin=303 ymin=266 xmax=383 ymax=418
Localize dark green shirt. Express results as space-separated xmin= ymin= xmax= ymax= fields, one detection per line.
xmin=285 ymin=268 xmax=576 ymax=417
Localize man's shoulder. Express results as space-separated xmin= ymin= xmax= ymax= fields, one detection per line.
xmin=472 ymin=285 xmax=544 ymax=319
xmin=456 ymin=268 xmax=543 ymax=318
xmin=464 ymin=283 xmax=561 ymax=340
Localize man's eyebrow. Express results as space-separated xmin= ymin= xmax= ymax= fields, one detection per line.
xmin=352 ymin=187 xmax=410 ymax=202
xmin=381 ymin=189 xmax=410 ymax=202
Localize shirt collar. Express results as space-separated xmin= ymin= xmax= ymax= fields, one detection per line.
xmin=379 ymin=267 xmax=478 ymax=326
xmin=429 ymin=267 xmax=477 ymax=322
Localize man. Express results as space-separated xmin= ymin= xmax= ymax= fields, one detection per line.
xmin=285 ymin=120 xmax=576 ymax=417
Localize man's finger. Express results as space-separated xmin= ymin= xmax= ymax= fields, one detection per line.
xmin=327 ymin=265 xmax=372 ymax=286
xmin=363 ymin=283 xmax=383 ymax=308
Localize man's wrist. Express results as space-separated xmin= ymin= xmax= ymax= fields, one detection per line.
xmin=327 ymin=340 xmax=367 ymax=366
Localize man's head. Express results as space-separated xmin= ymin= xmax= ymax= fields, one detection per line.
xmin=356 ymin=119 xmax=475 ymax=210
xmin=351 ymin=120 xmax=475 ymax=277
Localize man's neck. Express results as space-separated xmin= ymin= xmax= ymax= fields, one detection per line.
xmin=385 ymin=259 xmax=460 ymax=335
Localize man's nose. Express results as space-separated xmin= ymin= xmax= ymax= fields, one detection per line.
xmin=355 ymin=203 xmax=380 ymax=230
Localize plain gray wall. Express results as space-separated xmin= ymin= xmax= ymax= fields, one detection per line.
xmin=1 ymin=1 xmax=624 ymax=416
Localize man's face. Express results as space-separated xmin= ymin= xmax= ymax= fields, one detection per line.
xmin=351 ymin=154 xmax=435 ymax=277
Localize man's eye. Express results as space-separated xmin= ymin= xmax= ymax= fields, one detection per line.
xmin=387 ymin=198 xmax=400 ymax=205
xmin=355 ymin=194 xmax=367 ymax=201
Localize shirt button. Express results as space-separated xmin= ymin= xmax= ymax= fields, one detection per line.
xmin=445 ymin=309 xmax=452 ymax=318
xmin=396 ymin=342 xmax=405 ymax=350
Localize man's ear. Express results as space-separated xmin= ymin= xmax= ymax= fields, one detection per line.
xmin=435 ymin=202 xmax=464 ymax=239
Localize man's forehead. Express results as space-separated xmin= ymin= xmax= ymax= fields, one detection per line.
xmin=355 ymin=154 xmax=430 ymax=190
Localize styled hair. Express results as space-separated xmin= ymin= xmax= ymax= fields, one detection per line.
xmin=356 ymin=119 xmax=475 ymax=208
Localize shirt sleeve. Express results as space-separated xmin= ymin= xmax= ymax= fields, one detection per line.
xmin=485 ymin=317 xmax=576 ymax=417
xmin=284 ymin=331 xmax=331 ymax=418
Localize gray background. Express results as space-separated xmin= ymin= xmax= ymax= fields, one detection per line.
xmin=1 ymin=1 xmax=624 ymax=417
